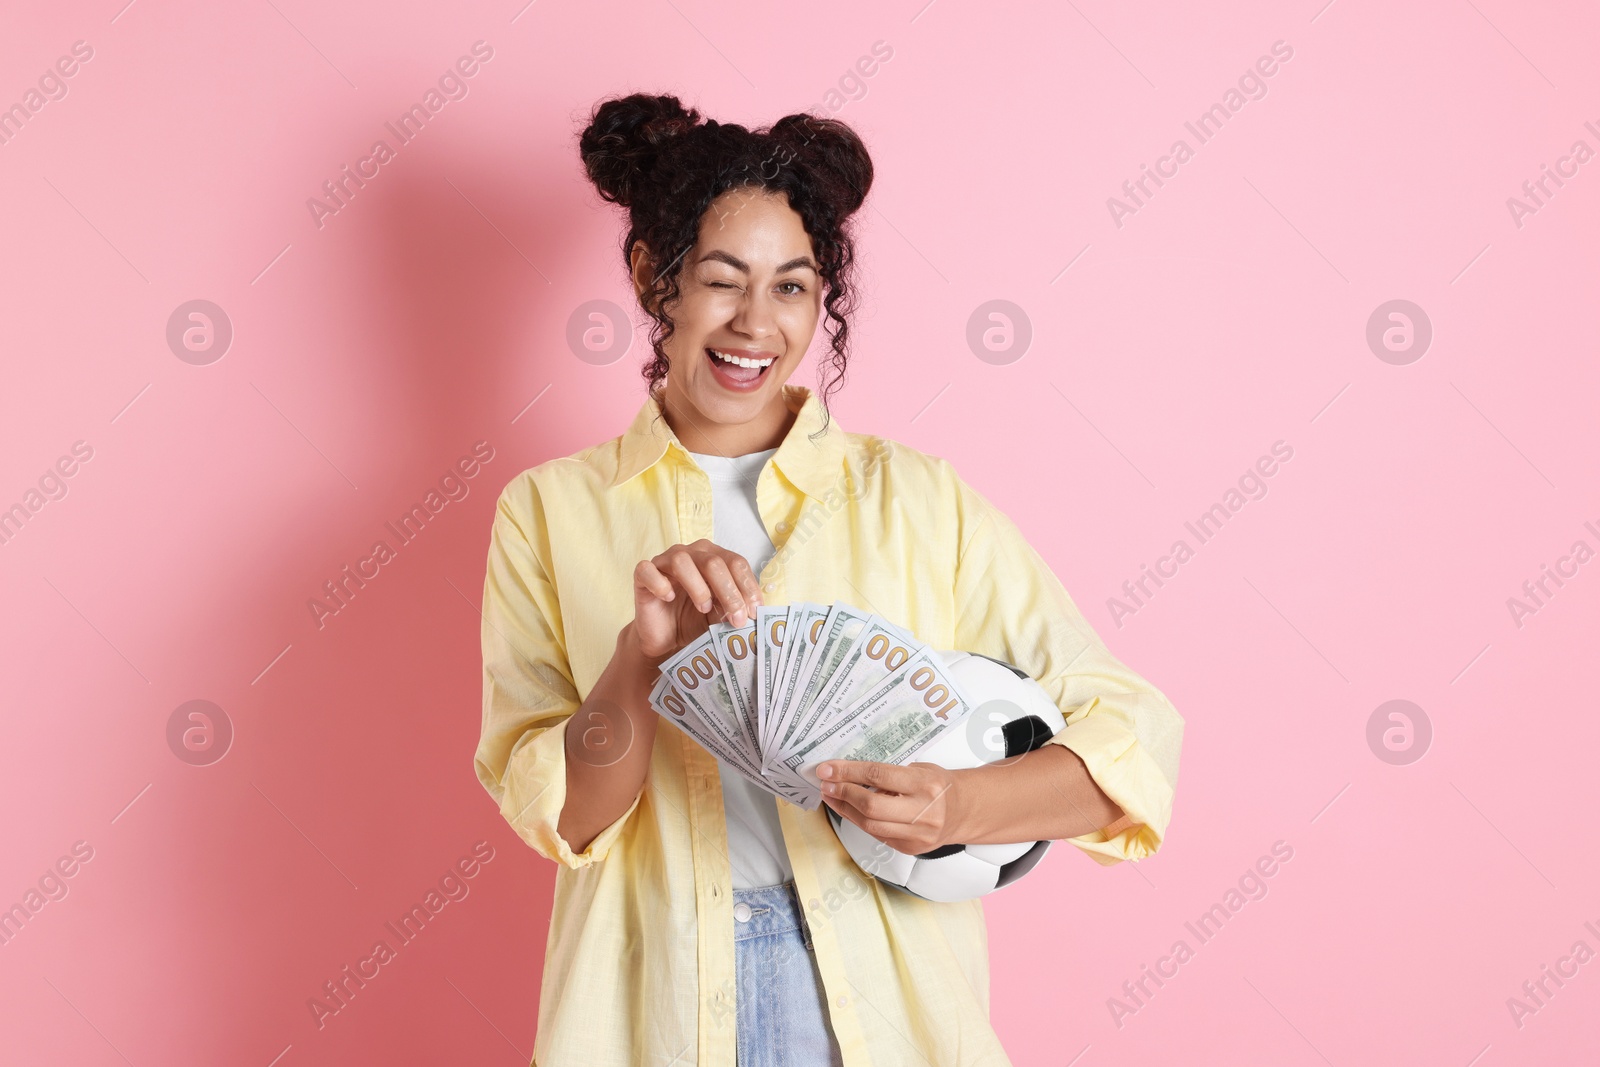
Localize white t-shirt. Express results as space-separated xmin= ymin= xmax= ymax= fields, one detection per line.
xmin=685 ymin=446 xmax=794 ymax=890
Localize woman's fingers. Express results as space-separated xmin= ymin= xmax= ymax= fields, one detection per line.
xmin=700 ymin=542 xmax=763 ymax=620
xmin=728 ymin=555 xmax=764 ymax=612
xmin=643 ymin=543 xmax=763 ymax=627
xmin=698 ymin=555 xmax=750 ymax=625
xmin=633 ymin=559 xmax=675 ymax=602
xmin=659 ymin=547 xmax=715 ymax=613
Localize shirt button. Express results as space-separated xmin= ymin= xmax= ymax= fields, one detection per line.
xmin=733 ymin=902 xmax=752 ymax=923
xmin=761 ymin=583 xmax=774 ymax=593
xmin=776 ymin=521 xmax=789 ymax=533
xmin=837 ymin=995 xmax=848 ymax=1007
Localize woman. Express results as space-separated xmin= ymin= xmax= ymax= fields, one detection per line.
xmin=474 ymin=94 xmax=1184 ymax=1066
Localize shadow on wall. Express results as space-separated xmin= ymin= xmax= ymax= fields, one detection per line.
xmin=156 ymin=148 xmax=607 ymax=1060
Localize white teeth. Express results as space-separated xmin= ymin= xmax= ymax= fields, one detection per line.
xmin=709 ymin=349 xmax=775 ymax=369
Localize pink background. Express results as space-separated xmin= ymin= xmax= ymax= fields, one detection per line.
xmin=2 ymin=1 xmax=1596 ymax=1063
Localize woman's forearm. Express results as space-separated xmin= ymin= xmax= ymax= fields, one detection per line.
xmin=951 ymin=743 xmax=1129 ymax=845
xmin=556 ymin=623 xmax=662 ymax=855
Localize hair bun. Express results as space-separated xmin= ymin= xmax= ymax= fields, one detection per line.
xmin=579 ymin=94 xmax=701 ymax=208
xmin=768 ymin=113 xmax=874 ymax=215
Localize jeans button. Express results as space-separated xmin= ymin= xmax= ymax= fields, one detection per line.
xmin=733 ymin=902 xmax=752 ymax=923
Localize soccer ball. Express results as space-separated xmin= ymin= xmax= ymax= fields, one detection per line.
xmin=825 ymin=650 xmax=1068 ymax=903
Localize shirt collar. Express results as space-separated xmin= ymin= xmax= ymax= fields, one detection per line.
xmin=608 ymin=383 xmax=846 ymax=501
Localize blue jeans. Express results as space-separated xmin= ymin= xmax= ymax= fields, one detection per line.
xmin=733 ymin=880 xmax=844 ymax=1067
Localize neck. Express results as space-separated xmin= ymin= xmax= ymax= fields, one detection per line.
xmin=661 ymin=388 xmax=798 ymax=457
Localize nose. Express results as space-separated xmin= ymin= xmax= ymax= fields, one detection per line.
xmin=729 ymin=288 xmax=779 ymax=341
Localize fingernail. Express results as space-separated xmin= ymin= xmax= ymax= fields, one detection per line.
xmin=824 ymin=782 xmax=839 ymax=795
xmin=818 ymin=764 xmax=833 ymax=779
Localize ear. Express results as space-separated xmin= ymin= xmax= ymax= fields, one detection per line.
xmin=629 ymin=240 xmax=653 ymax=303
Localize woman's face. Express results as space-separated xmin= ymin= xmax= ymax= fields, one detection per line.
xmin=633 ymin=187 xmax=822 ymax=434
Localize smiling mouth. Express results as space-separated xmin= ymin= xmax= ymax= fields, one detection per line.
xmin=705 ymin=347 xmax=777 ymax=388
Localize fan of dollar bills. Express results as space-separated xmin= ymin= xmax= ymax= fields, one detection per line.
xmin=647 ymin=601 xmax=979 ymax=810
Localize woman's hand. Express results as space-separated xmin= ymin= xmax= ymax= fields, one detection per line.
xmin=631 ymin=539 xmax=765 ymax=666
xmin=816 ymin=760 xmax=967 ymax=856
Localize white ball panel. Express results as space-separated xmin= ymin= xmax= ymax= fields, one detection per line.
xmin=911 ymin=722 xmax=989 ymax=771
xmin=995 ymin=841 xmax=1053 ymax=887
xmin=963 ymin=840 xmax=1035 ymax=866
xmin=905 ymin=853 xmax=1002 ymax=903
xmin=831 ymin=812 xmax=918 ymax=885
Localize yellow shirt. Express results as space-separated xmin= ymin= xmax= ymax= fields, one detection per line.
xmin=474 ymin=383 xmax=1184 ymax=1066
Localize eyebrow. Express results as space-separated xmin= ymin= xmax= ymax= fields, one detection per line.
xmin=696 ymin=250 xmax=819 ymax=275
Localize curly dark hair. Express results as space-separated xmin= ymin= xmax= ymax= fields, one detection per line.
xmin=578 ymin=93 xmax=874 ymax=437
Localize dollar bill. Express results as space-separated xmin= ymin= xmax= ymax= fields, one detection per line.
xmin=760 ymin=603 xmax=808 ymax=757
xmin=651 ymin=665 xmax=814 ymax=807
xmin=651 ymin=671 xmax=746 ymax=777
xmin=645 ymin=600 xmax=954 ymax=814
xmin=744 ymin=604 xmax=828 ymax=802
xmin=778 ymin=645 xmax=976 ymax=791
xmin=709 ymin=619 xmax=761 ymax=753
xmin=655 ymin=632 xmax=820 ymax=808
xmin=884 ymin=618 xmax=919 ymax=643
xmin=649 ymin=663 xmax=738 ymax=765
xmin=764 ymin=602 xmax=831 ymax=762
xmin=657 ymin=633 xmax=745 ymax=751
xmin=773 ymin=613 xmax=924 ymax=767
xmin=656 ymin=634 xmax=766 ymax=782
xmin=770 ymin=603 xmax=873 ymax=766
xmin=753 ymin=605 xmax=791 ymax=759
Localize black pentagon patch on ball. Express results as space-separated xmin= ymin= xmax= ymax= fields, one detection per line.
xmin=1001 ymin=714 xmax=1054 ymax=758
xmin=995 ymin=840 xmax=1051 ymax=887
xmin=914 ymin=843 xmax=966 ymax=860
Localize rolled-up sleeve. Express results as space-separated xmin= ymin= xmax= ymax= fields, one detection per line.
xmin=473 ymin=477 xmax=640 ymax=870
xmin=946 ymin=463 xmax=1183 ymax=864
